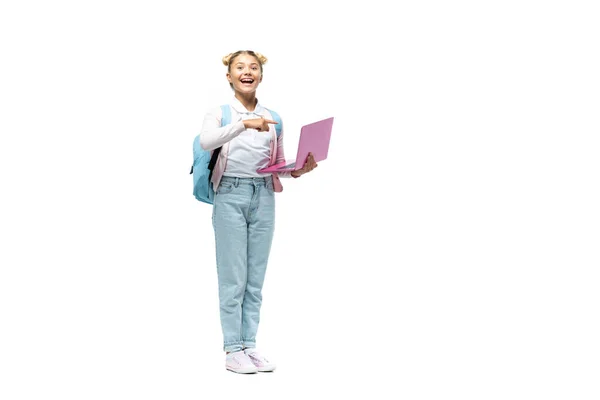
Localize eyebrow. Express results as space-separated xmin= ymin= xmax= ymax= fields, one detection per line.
xmin=235 ymin=62 xmax=259 ymax=66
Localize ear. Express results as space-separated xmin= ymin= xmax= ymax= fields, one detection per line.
xmin=226 ymin=72 xmax=232 ymax=83
xmin=259 ymin=74 xmax=263 ymax=83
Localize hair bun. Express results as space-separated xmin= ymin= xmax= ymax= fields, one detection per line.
xmin=222 ymin=53 xmax=233 ymax=66
xmin=255 ymin=52 xmax=268 ymax=65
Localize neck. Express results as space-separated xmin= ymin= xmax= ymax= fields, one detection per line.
xmin=234 ymin=92 xmax=258 ymax=112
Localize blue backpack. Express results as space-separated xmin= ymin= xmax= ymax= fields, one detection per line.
xmin=191 ymin=105 xmax=282 ymax=204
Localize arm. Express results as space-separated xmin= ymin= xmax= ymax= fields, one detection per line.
xmin=199 ymin=107 xmax=246 ymax=151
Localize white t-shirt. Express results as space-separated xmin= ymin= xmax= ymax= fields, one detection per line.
xmin=199 ymin=97 xmax=292 ymax=179
xmin=224 ymin=101 xmax=272 ymax=178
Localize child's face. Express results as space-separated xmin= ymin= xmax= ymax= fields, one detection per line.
xmin=227 ymin=54 xmax=262 ymax=94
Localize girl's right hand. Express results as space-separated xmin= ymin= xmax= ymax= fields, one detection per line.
xmin=244 ymin=118 xmax=278 ymax=132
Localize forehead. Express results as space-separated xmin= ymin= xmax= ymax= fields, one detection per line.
xmin=232 ymin=54 xmax=260 ymax=65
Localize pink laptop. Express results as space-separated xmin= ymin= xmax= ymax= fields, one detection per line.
xmin=257 ymin=117 xmax=334 ymax=173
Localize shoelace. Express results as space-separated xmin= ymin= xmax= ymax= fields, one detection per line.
xmin=231 ymin=354 xmax=249 ymax=366
xmin=248 ymin=353 xmax=268 ymax=364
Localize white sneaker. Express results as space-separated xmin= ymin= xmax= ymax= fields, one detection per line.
xmin=244 ymin=348 xmax=276 ymax=372
xmin=226 ymin=350 xmax=258 ymax=374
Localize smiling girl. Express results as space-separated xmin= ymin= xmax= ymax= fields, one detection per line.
xmin=199 ymin=50 xmax=317 ymax=373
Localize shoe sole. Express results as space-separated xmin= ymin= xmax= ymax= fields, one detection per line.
xmin=258 ymin=366 xmax=276 ymax=372
xmin=226 ymin=366 xmax=258 ymax=374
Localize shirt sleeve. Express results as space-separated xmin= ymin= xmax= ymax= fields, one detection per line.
xmin=274 ymin=120 xmax=293 ymax=178
xmin=199 ymin=107 xmax=246 ymax=151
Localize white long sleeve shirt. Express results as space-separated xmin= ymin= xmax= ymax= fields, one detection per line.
xmin=200 ymin=97 xmax=292 ymax=178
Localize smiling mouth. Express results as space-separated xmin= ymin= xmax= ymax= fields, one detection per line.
xmin=240 ymin=78 xmax=254 ymax=84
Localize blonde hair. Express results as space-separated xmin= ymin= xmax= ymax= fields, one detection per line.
xmin=222 ymin=50 xmax=268 ymax=71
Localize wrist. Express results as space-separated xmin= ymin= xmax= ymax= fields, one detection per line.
xmin=291 ymin=170 xmax=302 ymax=178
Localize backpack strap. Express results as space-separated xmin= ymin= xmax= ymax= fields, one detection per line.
xmin=220 ymin=104 xmax=231 ymax=126
xmin=208 ymin=105 xmax=230 ymax=180
xmin=266 ymin=108 xmax=282 ymax=138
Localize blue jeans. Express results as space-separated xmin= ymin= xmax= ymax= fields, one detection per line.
xmin=212 ymin=175 xmax=275 ymax=353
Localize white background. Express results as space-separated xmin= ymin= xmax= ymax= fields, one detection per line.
xmin=1 ymin=0 xmax=599 ymax=399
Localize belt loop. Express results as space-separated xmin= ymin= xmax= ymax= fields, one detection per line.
xmin=234 ymin=177 xmax=239 ymax=187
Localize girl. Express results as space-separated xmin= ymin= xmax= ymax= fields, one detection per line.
xmin=199 ymin=50 xmax=317 ymax=373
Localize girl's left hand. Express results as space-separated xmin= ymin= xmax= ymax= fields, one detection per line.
xmin=291 ymin=152 xmax=318 ymax=178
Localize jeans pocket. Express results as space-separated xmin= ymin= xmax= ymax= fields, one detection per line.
xmin=217 ymin=182 xmax=235 ymax=195
xmin=265 ymin=181 xmax=274 ymax=194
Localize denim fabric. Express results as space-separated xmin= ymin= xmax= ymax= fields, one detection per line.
xmin=212 ymin=175 xmax=275 ymax=353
